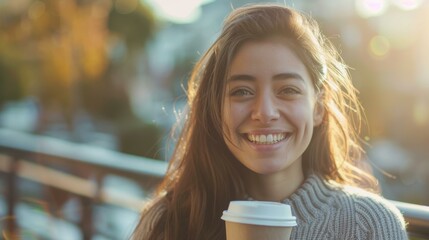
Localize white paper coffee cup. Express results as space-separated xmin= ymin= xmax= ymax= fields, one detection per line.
xmin=221 ymin=201 xmax=297 ymax=226
xmin=221 ymin=201 xmax=297 ymax=240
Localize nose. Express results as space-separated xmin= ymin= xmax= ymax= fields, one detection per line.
xmin=251 ymin=93 xmax=280 ymax=123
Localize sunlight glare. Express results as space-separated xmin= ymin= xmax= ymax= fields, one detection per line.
xmin=147 ymin=0 xmax=214 ymax=24
xmin=391 ymin=0 xmax=423 ymax=10
xmin=413 ymin=99 xmax=429 ymax=126
xmin=355 ymin=0 xmax=388 ymax=18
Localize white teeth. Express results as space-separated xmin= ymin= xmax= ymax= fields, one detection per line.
xmin=247 ymin=133 xmax=286 ymax=144
xmin=267 ymin=134 xmax=273 ymax=142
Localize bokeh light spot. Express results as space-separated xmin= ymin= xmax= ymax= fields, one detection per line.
xmin=392 ymin=0 xmax=423 ymax=10
xmin=355 ymin=0 xmax=388 ymax=18
xmin=413 ymin=100 xmax=429 ymax=126
xmin=147 ymin=0 xmax=214 ymax=24
xmin=369 ymin=35 xmax=391 ymax=58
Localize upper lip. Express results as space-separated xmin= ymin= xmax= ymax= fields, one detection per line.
xmin=243 ymin=129 xmax=289 ymax=135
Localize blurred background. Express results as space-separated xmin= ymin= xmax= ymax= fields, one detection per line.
xmin=0 ymin=0 xmax=428 ymax=239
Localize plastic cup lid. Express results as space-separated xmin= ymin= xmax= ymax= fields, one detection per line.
xmin=221 ymin=201 xmax=297 ymax=227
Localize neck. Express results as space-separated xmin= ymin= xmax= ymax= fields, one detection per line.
xmin=244 ymin=159 xmax=304 ymax=202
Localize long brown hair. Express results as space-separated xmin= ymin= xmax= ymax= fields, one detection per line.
xmin=132 ymin=4 xmax=377 ymax=240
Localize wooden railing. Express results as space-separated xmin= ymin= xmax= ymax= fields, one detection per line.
xmin=1 ymin=128 xmax=428 ymax=239
xmin=0 ymin=128 xmax=166 ymax=239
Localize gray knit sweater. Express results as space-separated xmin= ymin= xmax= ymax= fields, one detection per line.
xmin=281 ymin=175 xmax=408 ymax=239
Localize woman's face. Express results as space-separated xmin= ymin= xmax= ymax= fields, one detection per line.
xmin=223 ymin=39 xmax=323 ymax=176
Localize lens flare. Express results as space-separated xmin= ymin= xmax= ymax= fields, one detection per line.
xmin=355 ymin=0 xmax=388 ymax=18
xmin=369 ymin=35 xmax=391 ymax=58
xmin=392 ymin=0 xmax=423 ymax=10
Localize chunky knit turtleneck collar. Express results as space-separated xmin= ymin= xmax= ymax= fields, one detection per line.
xmin=245 ymin=174 xmax=334 ymax=222
xmin=280 ymin=174 xmax=335 ymax=224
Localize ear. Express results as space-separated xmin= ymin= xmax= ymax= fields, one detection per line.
xmin=313 ymin=92 xmax=325 ymax=126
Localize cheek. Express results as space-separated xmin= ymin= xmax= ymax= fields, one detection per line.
xmin=224 ymin=103 xmax=245 ymax=129
xmin=285 ymin=102 xmax=315 ymax=125
xmin=222 ymin=104 xmax=236 ymax=138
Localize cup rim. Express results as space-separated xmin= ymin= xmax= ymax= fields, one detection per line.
xmin=221 ymin=211 xmax=297 ymax=227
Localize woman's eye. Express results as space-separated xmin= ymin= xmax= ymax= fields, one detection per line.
xmin=279 ymin=87 xmax=300 ymax=95
xmin=231 ymin=89 xmax=252 ymax=96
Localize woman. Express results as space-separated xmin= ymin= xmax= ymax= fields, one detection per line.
xmin=132 ymin=4 xmax=408 ymax=240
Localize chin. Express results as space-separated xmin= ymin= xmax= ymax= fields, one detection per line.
xmin=247 ymin=162 xmax=289 ymax=175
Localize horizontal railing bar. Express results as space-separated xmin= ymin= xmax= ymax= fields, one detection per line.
xmin=0 ymin=128 xmax=167 ymax=179
xmin=0 ymin=158 xmax=95 ymax=197
xmin=391 ymin=200 xmax=429 ymax=236
xmin=0 ymin=158 xmax=147 ymax=211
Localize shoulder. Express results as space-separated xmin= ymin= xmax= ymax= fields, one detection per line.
xmin=332 ymin=184 xmax=408 ymax=239
xmin=287 ymin=175 xmax=408 ymax=239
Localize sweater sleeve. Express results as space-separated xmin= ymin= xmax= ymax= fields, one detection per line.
xmin=354 ymin=194 xmax=408 ymax=240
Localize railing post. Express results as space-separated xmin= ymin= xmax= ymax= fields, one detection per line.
xmin=5 ymin=156 xmax=19 ymax=239
xmin=80 ymin=173 xmax=103 ymax=240
xmin=80 ymin=196 xmax=93 ymax=240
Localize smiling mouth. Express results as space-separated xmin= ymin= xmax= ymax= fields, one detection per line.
xmin=247 ymin=133 xmax=287 ymax=144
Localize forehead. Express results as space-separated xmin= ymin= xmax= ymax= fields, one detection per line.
xmin=227 ymin=39 xmax=311 ymax=84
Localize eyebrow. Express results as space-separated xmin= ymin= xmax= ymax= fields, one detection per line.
xmin=227 ymin=73 xmax=304 ymax=82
